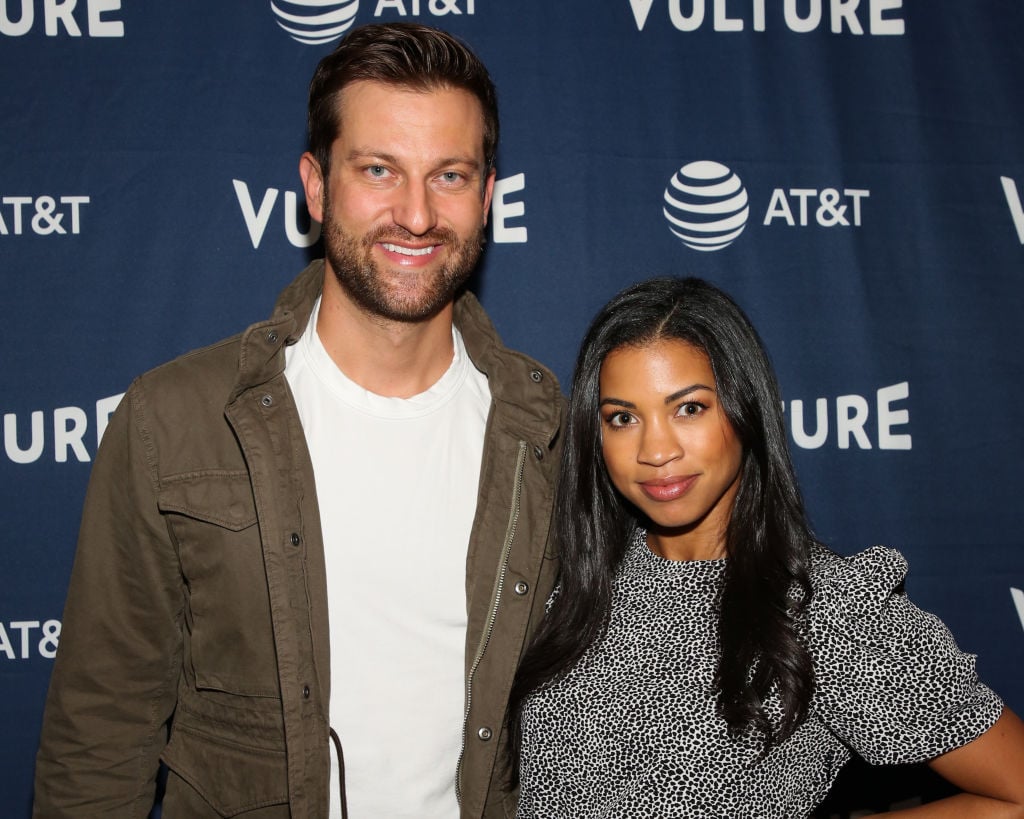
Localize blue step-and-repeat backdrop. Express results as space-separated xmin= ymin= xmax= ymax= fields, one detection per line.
xmin=2 ymin=1 xmax=1022 ymax=814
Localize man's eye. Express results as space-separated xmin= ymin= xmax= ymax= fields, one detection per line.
xmin=367 ymin=165 xmax=387 ymax=177
xmin=441 ymin=171 xmax=463 ymax=183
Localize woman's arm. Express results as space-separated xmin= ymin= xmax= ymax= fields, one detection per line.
xmin=879 ymin=708 xmax=1024 ymax=817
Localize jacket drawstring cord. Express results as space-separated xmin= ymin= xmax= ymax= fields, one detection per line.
xmin=329 ymin=728 xmax=349 ymax=819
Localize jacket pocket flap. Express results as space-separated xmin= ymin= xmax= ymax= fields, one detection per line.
xmin=162 ymin=723 xmax=288 ymax=816
xmin=158 ymin=471 xmax=257 ymax=531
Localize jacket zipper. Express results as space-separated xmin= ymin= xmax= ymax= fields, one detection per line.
xmin=455 ymin=440 xmax=528 ymax=805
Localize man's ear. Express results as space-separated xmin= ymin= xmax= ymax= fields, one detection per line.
xmin=299 ymin=152 xmax=325 ymax=223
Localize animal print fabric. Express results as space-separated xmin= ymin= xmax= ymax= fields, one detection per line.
xmin=516 ymin=531 xmax=1002 ymax=818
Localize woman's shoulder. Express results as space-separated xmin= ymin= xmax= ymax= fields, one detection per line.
xmin=803 ymin=543 xmax=929 ymax=644
xmin=802 ymin=542 xmax=970 ymax=674
xmin=807 ymin=543 xmax=908 ymax=604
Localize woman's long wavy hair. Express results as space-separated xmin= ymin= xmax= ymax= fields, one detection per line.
xmin=508 ymin=277 xmax=817 ymax=782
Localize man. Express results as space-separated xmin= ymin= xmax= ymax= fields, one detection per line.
xmin=34 ymin=23 xmax=562 ymax=819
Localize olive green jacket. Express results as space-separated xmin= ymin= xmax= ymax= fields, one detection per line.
xmin=34 ymin=260 xmax=563 ymax=818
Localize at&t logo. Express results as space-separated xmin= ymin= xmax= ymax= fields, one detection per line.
xmin=0 ymin=194 xmax=90 ymax=236
xmin=763 ymin=186 xmax=869 ymax=228
xmin=663 ymin=161 xmax=750 ymax=252
xmin=271 ymin=0 xmax=358 ymax=46
xmin=271 ymin=0 xmax=476 ymax=46
xmin=662 ymin=161 xmax=870 ymax=252
xmin=0 ymin=619 xmax=60 ymax=660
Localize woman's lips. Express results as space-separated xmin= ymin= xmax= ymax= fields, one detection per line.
xmin=639 ymin=475 xmax=698 ymax=502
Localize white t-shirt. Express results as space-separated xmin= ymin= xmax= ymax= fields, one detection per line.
xmin=285 ymin=298 xmax=490 ymax=818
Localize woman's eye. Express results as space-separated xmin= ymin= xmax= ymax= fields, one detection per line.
xmin=606 ymin=411 xmax=635 ymax=428
xmin=678 ymin=402 xmax=706 ymax=417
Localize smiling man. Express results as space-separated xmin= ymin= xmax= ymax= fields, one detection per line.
xmin=34 ymin=23 xmax=563 ymax=819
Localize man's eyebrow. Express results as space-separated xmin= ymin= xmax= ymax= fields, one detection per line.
xmin=344 ymin=149 xmax=398 ymax=164
xmin=344 ymin=149 xmax=483 ymax=170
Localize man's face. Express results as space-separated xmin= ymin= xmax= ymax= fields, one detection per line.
xmin=303 ymin=80 xmax=496 ymax=323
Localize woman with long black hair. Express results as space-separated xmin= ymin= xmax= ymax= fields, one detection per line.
xmin=508 ymin=277 xmax=1024 ymax=817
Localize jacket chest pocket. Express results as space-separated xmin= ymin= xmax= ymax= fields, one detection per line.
xmin=159 ymin=471 xmax=281 ymax=698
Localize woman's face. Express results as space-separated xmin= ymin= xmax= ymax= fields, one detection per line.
xmin=598 ymin=338 xmax=743 ymax=561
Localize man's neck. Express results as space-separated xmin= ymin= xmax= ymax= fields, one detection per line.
xmin=315 ymin=274 xmax=457 ymax=399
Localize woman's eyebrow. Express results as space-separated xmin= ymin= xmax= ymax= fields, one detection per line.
xmin=665 ymin=384 xmax=714 ymax=404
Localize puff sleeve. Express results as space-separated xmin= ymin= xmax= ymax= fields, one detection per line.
xmin=807 ymin=546 xmax=1003 ymax=765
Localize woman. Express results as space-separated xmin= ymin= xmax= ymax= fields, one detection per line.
xmin=508 ymin=277 xmax=1024 ymax=817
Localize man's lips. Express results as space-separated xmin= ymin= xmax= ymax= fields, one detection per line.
xmin=376 ymin=239 xmax=445 ymax=267
xmin=379 ymin=241 xmax=438 ymax=257
xmin=639 ymin=475 xmax=698 ymax=502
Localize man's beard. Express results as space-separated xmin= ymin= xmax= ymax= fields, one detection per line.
xmin=322 ymin=199 xmax=485 ymax=323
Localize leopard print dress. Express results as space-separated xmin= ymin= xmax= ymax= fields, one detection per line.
xmin=516 ymin=531 xmax=1002 ymax=818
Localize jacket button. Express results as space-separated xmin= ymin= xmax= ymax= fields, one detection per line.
xmin=533 ymin=446 xmax=544 ymax=461
xmin=477 ymin=726 xmax=493 ymax=741
xmin=260 ymin=394 xmax=274 ymax=407
xmin=514 ymin=581 xmax=529 ymax=596
xmin=529 ymin=369 xmax=543 ymax=383
xmin=290 ymin=532 xmax=301 ymax=547
xmin=266 ymin=330 xmax=278 ymax=343
xmin=302 ymin=685 xmax=310 ymax=699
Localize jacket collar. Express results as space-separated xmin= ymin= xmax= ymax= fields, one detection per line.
xmin=232 ymin=259 xmax=562 ymax=446
xmin=454 ymin=291 xmax=563 ymax=448
xmin=230 ymin=260 xmax=323 ymax=402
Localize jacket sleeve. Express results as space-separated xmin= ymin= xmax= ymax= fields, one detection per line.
xmin=34 ymin=381 xmax=184 ymax=818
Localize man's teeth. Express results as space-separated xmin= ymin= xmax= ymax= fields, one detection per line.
xmin=382 ymin=243 xmax=436 ymax=256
